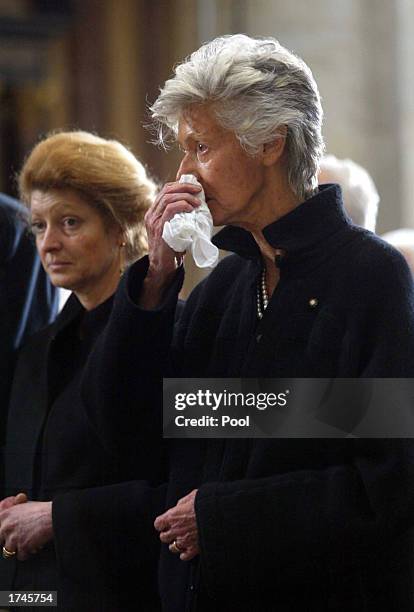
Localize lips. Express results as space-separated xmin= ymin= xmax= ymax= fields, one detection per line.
xmin=48 ymin=261 xmax=71 ymax=270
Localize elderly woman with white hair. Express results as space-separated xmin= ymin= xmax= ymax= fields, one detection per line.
xmin=84 ymin=35 xmax=414 ymax=611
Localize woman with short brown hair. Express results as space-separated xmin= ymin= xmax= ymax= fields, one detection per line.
xmin=0 ymin=130 xmax=160 ymax=610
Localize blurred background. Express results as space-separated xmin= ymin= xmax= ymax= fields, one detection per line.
xmin=1 ymin=0 xmax=413 ymax=290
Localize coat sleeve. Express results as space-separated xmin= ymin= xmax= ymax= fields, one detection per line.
xmin=357 ymin=248 xmax=414 ymax=376
xmin=82 ymin=256 xmax=184 ymax=456
xmin=61 ymin=258 xmax=183 ymax=607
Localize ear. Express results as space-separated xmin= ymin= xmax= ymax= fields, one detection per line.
xmin=262 ymin=127 xmax=287 ymax=167
xmin=108 ymin=223 xmax=124 ymax=246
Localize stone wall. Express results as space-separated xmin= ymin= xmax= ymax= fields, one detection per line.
xmin=199 ymin=0 xmax=413 ymax=233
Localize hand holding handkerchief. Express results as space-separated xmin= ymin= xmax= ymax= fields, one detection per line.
xmin=162 ymin=174 xmax=219 ymax=268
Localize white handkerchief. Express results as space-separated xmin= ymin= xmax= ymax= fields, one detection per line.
xmin=162 ymin=174 xmax=219 ymax=268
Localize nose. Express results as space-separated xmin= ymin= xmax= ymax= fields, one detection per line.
xmin=38 ymin=225 xmax=62 ymax=255
xmin=176 ymin=151 xmax=199 ymax=181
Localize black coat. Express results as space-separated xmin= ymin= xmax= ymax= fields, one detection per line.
xmin=84 ymin=185 xmax=414 ymax=611
xmin=2 ymin=294 xmax=163 ymax=611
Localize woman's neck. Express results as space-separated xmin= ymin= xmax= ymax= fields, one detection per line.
xmin=74 ymin=270 xmax=120 ymax=311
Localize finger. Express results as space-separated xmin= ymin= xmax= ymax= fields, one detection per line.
xmin=162 ymin=203 xmax=196 ymax=224
xmin=159 ymin=530 xmax=175 ymax=544
xmin=154 ymin=514 xmax=170 ymax=532
xmin=154 ymin=191 xmax=201 ymax=210
xmin=145 ymin=202 xmax=194 ymax=234
xmin=15 ymin=493 xmax=28 ymax=504
xmin=151 ymin=195 xmax=201 ymax=223
xmin=177 ymin=181 xmax=202 ymax=190
xmin=0 ymin=492 xmax=28 ymax=513
xmin=162 ymin=182 xmax=201 ymax=195
xmin=177 ymin=530 xmax=197 ymax=548
xmin=169 ymin=539 xmax=185 ymax=554
xmin=3 ymin=539 xmax=17 ymax=558
xmin=161 ymin=523 xmax=195 ymax=546
xmin=162 ymin=192 xmax=202 ymax=207
xmin=179 ymin=547 xmax=198 ymax=561
xmin=0 ymin=496 xmax=18 ymax=512
xmin=152 ymin=185 xmax=201 ymax=216
xmin=151 ymin=183 xmax=197 ymax=211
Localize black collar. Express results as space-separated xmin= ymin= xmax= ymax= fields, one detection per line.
xmin=51 ymin=293 xmax=83 ymax=336
xmin=51 ymin=292 xmax=114 ymax=340
xmin=212 ymin=184 xmax=350 ymax=261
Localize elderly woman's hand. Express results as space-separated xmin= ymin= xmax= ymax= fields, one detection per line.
xmin=154 ymin=489 xmax=199 ymax=561
xmin=0 ymin=501 xmax=53 ymax=561
xmin=140 ymin=181 xmax=202 ymax=309
xmin=0 ymin=492 xmax=28 ymax=512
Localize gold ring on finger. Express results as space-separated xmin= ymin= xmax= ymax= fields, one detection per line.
xmin=169 ymin=540 xmax=182 ymax=554
xmin=2 ymin=546 xmax=16 ymax=559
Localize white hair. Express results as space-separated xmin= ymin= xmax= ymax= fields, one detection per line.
xmin=150 ymin=34 xmax=325 ymax=201
xmin=318 ymin=155 xmax=379 ymax=232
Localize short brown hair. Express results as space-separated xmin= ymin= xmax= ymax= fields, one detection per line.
xmin=18 ymin=130 xmax=157 ymax=263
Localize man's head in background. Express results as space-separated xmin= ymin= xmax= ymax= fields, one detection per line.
xmin=319 ymin=154 xmax=379 ymax=232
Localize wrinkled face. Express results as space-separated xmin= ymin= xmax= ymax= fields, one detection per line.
xmin=176 ymin=105 xmax=267 ymax=228
xmin=30 ymin=188 xmax=121 ymax=296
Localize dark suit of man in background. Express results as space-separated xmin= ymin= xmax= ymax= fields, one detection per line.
xmin=0 ymin=193 xmax=58 ymax=425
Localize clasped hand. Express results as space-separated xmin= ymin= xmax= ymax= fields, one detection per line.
xmin=154 ymin=489 xmax=199 ymax=561
xmin=0 ymin=493 xmax=53 ymax=561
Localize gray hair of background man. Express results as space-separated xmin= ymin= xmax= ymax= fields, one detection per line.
xmin=319 ymin=155 xmax=380 ymax=232
xmin=150 ymin=34 xmax=325 ymax=202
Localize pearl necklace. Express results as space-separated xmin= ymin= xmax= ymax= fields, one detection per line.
xmin=256 ymin=268 xmax=269 ymax=319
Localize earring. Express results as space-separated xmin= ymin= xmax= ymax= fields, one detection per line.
xmin=120 ymin=241 xmax=126 ymax=277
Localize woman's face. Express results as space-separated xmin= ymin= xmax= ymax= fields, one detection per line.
xmin=176 ymin=104 xmax=269 ymax=229
xmin=30 ymin=188 xmax=121 ymax=305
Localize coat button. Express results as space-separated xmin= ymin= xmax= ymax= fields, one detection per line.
xmin=256 ymin=333 xmax=262 ymax=343
xmin=309 ymin=298 xmax=318 ymax=308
